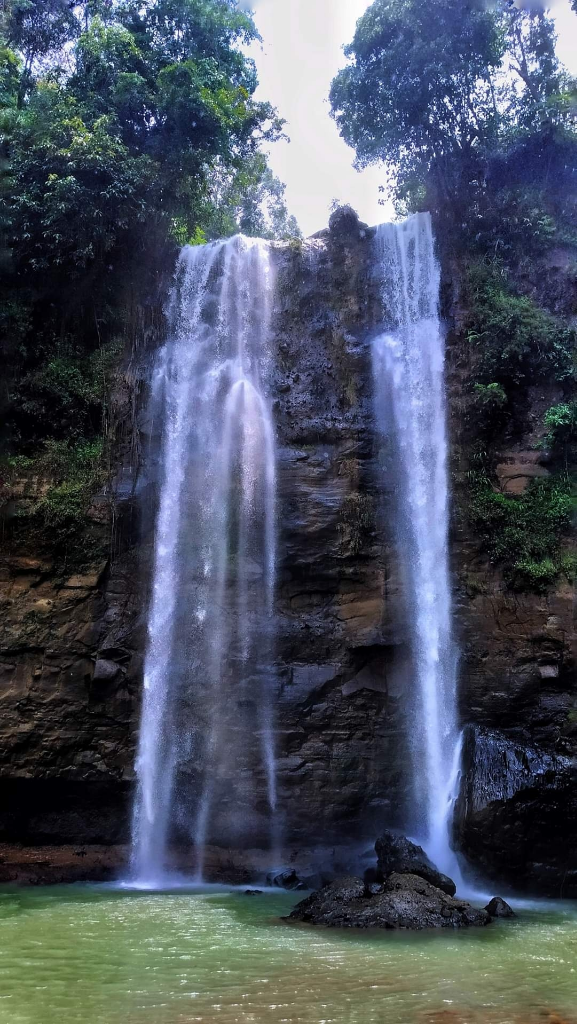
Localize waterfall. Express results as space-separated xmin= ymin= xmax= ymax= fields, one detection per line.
xmin=371 ymin=212 xmax=462 ymax=880
xmin=130 ymin=235 xmax=277 ymax=886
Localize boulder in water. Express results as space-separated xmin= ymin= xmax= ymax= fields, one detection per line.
xmin=375 ymin=830 xmax=457 ymax=896
xmin=485 ymin=896 xmax=516 ymax=918
xmin=267 ymin=868 xmax=307 ymax=891
xmin=285 ymin=873 xmax=491 ymax=930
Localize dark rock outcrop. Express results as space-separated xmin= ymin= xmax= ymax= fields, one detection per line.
xmin=454 ymin=726 xmax=577 ymax=896
xmin=485 ymin=896 xmax=516 ymax=918
xmin=286 ymin=873 xmax=490 ymax=930
xmin=375 ymin=830 xmax=457 ymax=895
xmin=267 ymin=869 xmax=307 ymax=891
xmin=328 ymin=204 xmax=368 ymax=241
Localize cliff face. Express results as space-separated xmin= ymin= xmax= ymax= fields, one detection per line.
xmin=0 ymin=455 xmax=141 ymax=848
xmin=0 ymin=210 xmax=576 ymax=893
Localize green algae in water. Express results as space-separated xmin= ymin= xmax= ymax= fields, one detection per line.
xmin=0 ymin=885 xmax=576 ymax=1024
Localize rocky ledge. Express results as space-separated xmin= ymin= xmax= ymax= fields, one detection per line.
xmin=286 ymin=873 xmax=491 ymax=930
xmin=285 ymin=831 xmax=514 ymax=930
xmin=374 ymin=829 xmax=456 ymax=895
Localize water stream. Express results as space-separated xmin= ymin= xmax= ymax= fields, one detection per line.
xmin=372 ymin=213 xmax=462 ymax=880
xmin=131 ymin=235 xmax=277 ymax=885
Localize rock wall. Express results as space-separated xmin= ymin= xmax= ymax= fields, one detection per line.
xmin=0 ymin=208 xmax=576 ymax=892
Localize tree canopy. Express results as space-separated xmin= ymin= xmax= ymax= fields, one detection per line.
xmin=0 ymin=0 xmax=298 ymax=451
xmin=329 ymin=0 xmax=576 ymax=209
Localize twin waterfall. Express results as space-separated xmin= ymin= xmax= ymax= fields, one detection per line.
xmin=372 ymin=216 xmax=462 ymax=880
xmin=131 ymin=236 xmax=277 ymax=884
xmin=130 ymin=214 xmax=462 ymax=886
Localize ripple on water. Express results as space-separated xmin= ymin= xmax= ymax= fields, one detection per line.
xmin=0 ymin=887 xmax=576 ymax=1024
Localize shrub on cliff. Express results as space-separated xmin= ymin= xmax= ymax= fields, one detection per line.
xmin=465 ymin=261 xmax=576 ymax=389
xmin=470 ymin=383 xmax=509 ymax=437
xmin=2 ymin=436 xmax=108 ymax=572
xmin=468 ymin=474 xmax=577 ymax=590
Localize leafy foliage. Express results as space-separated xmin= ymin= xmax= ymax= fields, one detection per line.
xmin=4 ymin=0 xmax=79 ymax=105
xmin=545 ymin=402 xmax=577 ymax=447
xmin=9 ymin=82 xmax=155 ymax=273
xmin=472 ymin=382 xmax=507 ymax=409
xmin=468 ymin=472 xmax=577 ymax=590
xmin=200 ymin=153 xmax=301 ymax=240
xmin=543 ymin=402 xmax=577 ymax=473
xmin=330 ymin=0 xmax=576 ymax=209
xmin=1 ymin=0 xmax=296 ymax=459
xmin=37 ymin=440 xmax=105 ymax=535
xmin=2 ymin=436 xmax=105 ymax=542
xmin=331 ymin=0 xmax=504 ymax=192
xmin=465 ymin=261 xmax=575 ymax=387
xmin=10 ymin=342 xmax=120 ymax=446
xmin=470 ymin=382 xmax=508 ymax=436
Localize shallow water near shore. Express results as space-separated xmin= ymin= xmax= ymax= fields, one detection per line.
xmin=0 ymin=884 xmax=576 ymax=1024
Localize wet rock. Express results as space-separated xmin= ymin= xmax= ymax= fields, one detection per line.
xmin=455 ymin=725 xmax=577 ymax=895
xmin=363 ymin=865 xmax=381 ymax=886
xmin=243 ymin=889 xmax=263 ymax=896
xmin=267 ymin=868 xmax=307 ymax=891
xmin=63 ymin=564 xmax=107 ymax=589
xmin=375 ymin=830 xmax=457 ymax=896
xmin=495 ymin=450 xmax=550 ymax=495
xmin=286 ymin=873 xmax=490 ymax=930
xmin=92 ymin=659 xmax=121 ymax=683
xmin=301 ymin=872 xmax=326 ymax=891
xmin=457 ymin=726 xmax=562 ymax=815
xmin=365 ymin=882 xmax=383 ymax=895
xmin=32 ymin=599 xmax=54 ymax=617
xmin=485 ymin=896 xmax=515 ymax=918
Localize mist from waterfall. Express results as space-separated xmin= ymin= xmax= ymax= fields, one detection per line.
xmin=371 ymin=212 xmax=462 ymax=881
xmin=130 ymin=235 xmax=277 ymax=886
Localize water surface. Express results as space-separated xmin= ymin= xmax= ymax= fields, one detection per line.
xmin=0 ymin=885 xmax=575 ymax=1024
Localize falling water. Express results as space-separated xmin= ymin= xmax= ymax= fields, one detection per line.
xmin=372 ymin=213 xmax=462 ymax=880
xmin=130 ymin=235 xmax=277 ymax=886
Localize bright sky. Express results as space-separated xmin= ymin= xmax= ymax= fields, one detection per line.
xmin=246 ymin=0 xmax=577 ymax=237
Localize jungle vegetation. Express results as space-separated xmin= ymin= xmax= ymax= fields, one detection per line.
xmin=0 ymin=0 xmax=298 ymax=449
xmin=0 ymin=0 xmax=301 ymax=558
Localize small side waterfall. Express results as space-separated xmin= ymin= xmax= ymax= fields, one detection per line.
xmin=130 ymin=235 xmax=277 ymax=886
xmin=371 ymin=213 xmax=462 ymax=880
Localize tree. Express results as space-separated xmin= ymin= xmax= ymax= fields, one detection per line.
xmin=67 ymin=5 xmax=284 ymax=232
xmin=200 ymin=152 xmax=301 ymax=240
xmin=3 ymin=0 xmax=80 ymax=105
xmin=1 ymin=0 xmax=293 ymax=449
xmin=9 ymin=81 xmax=154 ymax=273
xmin=329 ymin=0 xmax=570 ymax=208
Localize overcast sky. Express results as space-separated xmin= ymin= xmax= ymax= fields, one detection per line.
xmin=246 ymin=0 xmax=577 ymax=236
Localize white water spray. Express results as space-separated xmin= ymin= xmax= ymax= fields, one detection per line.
xmin=372 ymin=213 xmax=462 ymax=881
xmin=130 ymin=236 xmax=277 ymax=886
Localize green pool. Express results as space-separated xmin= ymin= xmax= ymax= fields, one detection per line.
xmin=0 ymin=884 xmax=575 ymax=1024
